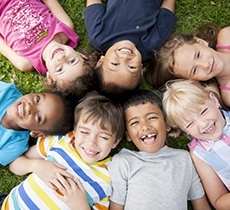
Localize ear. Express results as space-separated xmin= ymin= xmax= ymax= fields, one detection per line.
xmin=45 ymin=72 xmax=55 ymax=86
xmin=77 ymin=52 xmax=88 ymax=60
xmin=209 ymin=92 xmax=221 ymax=107
xmin=95 ymin=56 xmax=105 ymax=69
xmin=193 ymin=37 xmax=209 ymax=47
xmin=166 ymin=123 xmax=171 ymax=132
xmin=125 ymin=131 xmax=132 ymax=142
xmin=30 ymin=131 xmax=47 ymax=138
xmin=112 ymin=138 xmax=122 ymax=149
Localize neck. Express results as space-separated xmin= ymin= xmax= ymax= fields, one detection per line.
xmin=1 ymin=113 xmax=23 ymax=131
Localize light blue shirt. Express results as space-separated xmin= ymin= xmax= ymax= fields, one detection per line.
xmin=0 ymin=82 xmax=29 ymax=166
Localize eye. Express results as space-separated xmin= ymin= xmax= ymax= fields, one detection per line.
xmin=69 ymin=58 xmax=76 ymax=64
xmin=196 ymin=51 xmax=200 ymax=59
xmin=56 ymin=66 xmax=63 ymax=72
xmin=36 ymin=95 xmax=40 ymax=103
xmin=37 ymin=113 xmax=42 ymax=123
xmin=128 ymin=65 xmax=136 ymax=69
xmin=186 ymin=122 xmax=193 ymax=129
xmin=200 ymin=108 xmax=208 ymax=115
xmin=129 ymin=121 xmax=138 ymax=126
xmin=111 ymin=62 xmax=118 ymax=66
xmin=80 ymin=130 xmax=88 ymax=135
xmin=100 ymin=136 xmax=109 ymax=140
xmin=192 ymin=67 xmax=197 ymax=76
xmin=149 ymin=116 xmax=157 ymax=120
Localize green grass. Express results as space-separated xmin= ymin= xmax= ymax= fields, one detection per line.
xmin=0 ymin=0 xmax=230 ymax=209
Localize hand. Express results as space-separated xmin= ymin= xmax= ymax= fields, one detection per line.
xmin=32 ymin=159 xmax=73 ymax=189
xmin=54 ymin=172 xmax=90 ymax=210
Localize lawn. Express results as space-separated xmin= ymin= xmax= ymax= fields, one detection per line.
xmin=0 ymin=0 xmax=230 ymax=209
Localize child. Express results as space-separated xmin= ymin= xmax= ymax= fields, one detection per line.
xmin=163 ymin=79 xmax=230 ymax=209
xmin=108 ymin=90 xmax=211 ymax=210
xmin=0 ymin=0 xmax=96 ymax=96
xmin=83 ymin=0 xmax=177 ymax=95
xmin=146 ymin=23 xmax=230 ymax=107
xmin=0 ymin=81 xmax=74 ymax=166
xmin=1 ymin=91 xmax=125 ymax=210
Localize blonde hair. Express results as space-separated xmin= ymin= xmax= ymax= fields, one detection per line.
xmin=162 ymin=79 xmax=220 ymax=137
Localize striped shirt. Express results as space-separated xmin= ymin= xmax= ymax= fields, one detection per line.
xmin=2 ymin=132 xmax=111 ymax=210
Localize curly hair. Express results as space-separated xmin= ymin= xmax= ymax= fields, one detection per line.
xmin=40 ymin=91 xmax=75 ymax=135
xmin=43 ymin=50 xmax=101 ymax=98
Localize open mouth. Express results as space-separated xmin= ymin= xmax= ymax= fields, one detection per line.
xmin=203 ymin=123 xmax=215 ymax=134
xmin=52 ymin=48 xmax=64 ymax=59
xmin=118 ymin=47 xmax=133 ymax=54
xmin=140 ymin=133 xmax=157 ymax=144
xmin=82 ymin=147 xmax=99 ymax=156
xmin=17 ymin=103 xmax=23 ymax=119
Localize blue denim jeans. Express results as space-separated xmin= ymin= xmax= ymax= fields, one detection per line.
xmin=0 ymin=193 xmax=8 ymax=207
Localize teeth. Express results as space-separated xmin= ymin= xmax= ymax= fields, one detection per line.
xmin=204 ymin=125 xmax=214 ymax=134
xmin=119 ymin=48 xmax=132 ymax=53
xmin=84 ymin=148 xmax=97 ymax=155
xmin=17 ymin=104 xmax=22 ymax=118
xmin=53 ymin=49 xmax=63 ymax=58
xmin=141 ymin=133 xmax=156 ymax=141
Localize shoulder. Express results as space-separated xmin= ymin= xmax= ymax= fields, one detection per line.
xmin=217 ymin=26 xmax=230 ymax=46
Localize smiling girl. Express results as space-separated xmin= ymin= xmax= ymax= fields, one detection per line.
xmin=0 ymin=81 xmax=74 ymax=166
xmin=146 ymin=23 xmax=230 ymax=107
xmin=163 ymin=79 xmax=230 ymax=209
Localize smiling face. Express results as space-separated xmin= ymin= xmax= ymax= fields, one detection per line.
xmin=180 ymin=94 xmax=226 ymax=141
xmin=45 ymin=43 xmax=87 ymax=85
xmin=73 ymin=113 xmax=119 ymax=164
xmin=97 ymin=40 xmax=142 ymax=90
xmin=125 ymin=103 xmax=170 ymax=153
xmin=174 ymin=42 xmax=224 ymax=80
xmin=4 ymin=93 xmax=64 ymax=132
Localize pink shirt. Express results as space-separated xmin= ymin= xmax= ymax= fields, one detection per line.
xmin=0 ymin=0 xmax=80 ymax=74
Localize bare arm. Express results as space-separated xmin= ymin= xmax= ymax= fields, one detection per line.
xmin=0 ymin=37 xmax=33 ymax=72
xmin=86 ymin=0 xmax=102 ymax=7
xmin=109 ymin=201 xmax=124 ymax=210
xmin=191 ymin=152 xmax=230 ymax=210
xmin=191 ymin=195 xmax=211 ymax=210
xmin=42 ymin=0 xmax=74 ymax=29
xmin=161 ymin=0 xmax=177 ymax=13
xmin=9 ymin=145 xmax=73 ymax=189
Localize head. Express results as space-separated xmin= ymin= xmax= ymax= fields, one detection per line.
xmin=123 ymin=90 xmax=171 ymax=153
xmin=162 ymin=79 xmax=226 ymax=141
xmin=44 ymin=47 xmax=97 ymax=97
xmin=73 ymin=91 xmax=125 ymax=164
xmin=5 ymin=91 xmax=74 ymax=136
xmin=95 ymin=40 xmax=143 ymax=95
xmin=146 ymin=23 xmax=221 ymax=88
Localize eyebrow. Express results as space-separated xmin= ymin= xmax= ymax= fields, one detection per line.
xmin=78 ymin=125 xmax=113 ymax=136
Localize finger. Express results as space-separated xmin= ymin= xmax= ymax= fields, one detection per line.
xmin=53 ymin=162 xmax=67 ymax=170
xmin=76 ymin=178 xmax=85 ymax=192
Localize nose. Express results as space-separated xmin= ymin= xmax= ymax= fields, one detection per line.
xmin=87 ymin=135 xmax=98 ymax=147
xmin=117 ymin=50 xmax=132 ymax=60
xmin=197 ymin=60 xmax=209 ymax=71
xmin=27 ymin=102 xmax=34 ymax=115
xmin=197 ymin=119 xmax=208 ymax=130
xmin=140 ymin=120 xmax=150 ymax=132
xmin=55 ymin=53 xmax=67 ymax=63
